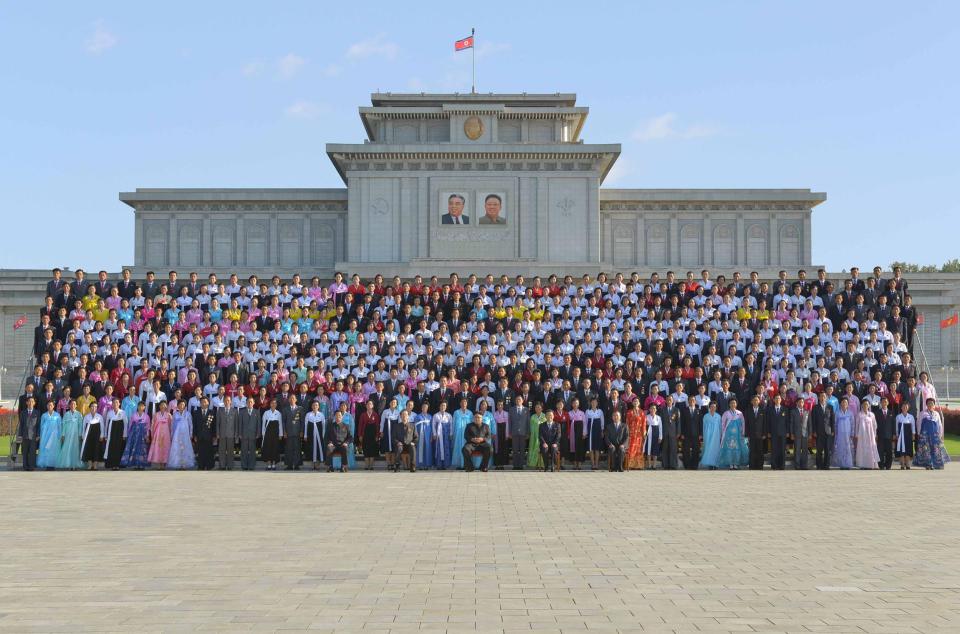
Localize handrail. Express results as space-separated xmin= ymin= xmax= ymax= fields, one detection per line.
xmin=6 ymin=354 xmax=35 ymax=463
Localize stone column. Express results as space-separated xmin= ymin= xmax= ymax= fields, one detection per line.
xmin=636 ymin=215 xmax=645 ymax=267
xmin=769 ymin=214 xmax=780 ymax=266
xmin=134 ymin=213 xmax=144 ymax=267
xmin=702 ymin=215 xmax=712 ymax=266
xmin=269 ymin=214 xmax=279 ymax=266
xmin=168 ymin=215 xmax=178 ymax=267
xmin=201 ymin=215 xmax=211 ymax=267
xmin=669 ymin=216 xmax=679 ymax=266
xmin=803 ymin=212 xmax=813 ymax=265
xmin=736 ymin=214 xmax=745 ymax=265
xmin=302 ymin=214 xmax=311 ymax=267
xmin=236 ymin=215 xmax=245 ymax=267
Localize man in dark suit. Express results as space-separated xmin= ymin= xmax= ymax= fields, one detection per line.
xmin=461 ymin=413 xmax=491 ymax=472
xmin=538 ymin=411 xmax=561 ymax=472
xmin=192 ymin=397 xmax=217 ymax=470
xmin=811 ymin=392 xmax=835 ymax=469
xmin=744 ymin=395 xmax=767 ymax=470
xmin=508 ymin=396 xmax=529 ymax=470
xmin=679 ymin=395 xmax=702 ymax=470
xmin=117 ymin=269 xmax=137 ymax=299
xmin=18 ymin=397 xmax=40 ymax=471
xmin=440 ymin=194 xmax=470 ymax=225
xmin=766 ymin=394 xmax=789 ymax=470
xmin=391 ymin=412 xmax=419 ymax=472
xmin=604 ymin=411 xmax=629 ymax=472
xmin=874 ymin=396 xmax=897 ymax=470
xmin=94 ymin=270 xmax=112 ymax=297
xmin=658 ymin=395 xmax=679 ymax=470
xmin=46 ymin=268 xmax=65 ymax=301
xmin=141 ymin=271 xmax=160 ymax=299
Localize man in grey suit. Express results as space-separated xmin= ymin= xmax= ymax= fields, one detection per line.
xmin=508 ymin=396 xmax=529 ymax=470
xmin=18 ymin=397 xmax=40 ymax=471
xmin=215 ymin=395 xmax=239 ymax=470
xmin=238 ymin=396 xmax=261 ymax=470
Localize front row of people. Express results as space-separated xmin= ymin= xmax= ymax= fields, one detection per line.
xmin=16 ymin=392 xmax=950 ymax=472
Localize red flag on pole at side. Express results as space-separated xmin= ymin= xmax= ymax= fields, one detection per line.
xmin=917 ymin=313 xmax=924 ymax=326
xmin=941 ymin=312 xmax=959 ymax=329
xmin=455 ymin=35 xmax=474 ymax=51
xmin=12 ymin=315 xmax=27 ymax=330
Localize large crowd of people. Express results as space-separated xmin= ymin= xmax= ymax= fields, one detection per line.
xmin=13 ymin=264 xmax=951 ymax=473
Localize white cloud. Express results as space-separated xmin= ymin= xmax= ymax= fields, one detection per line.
xmin=277 ymin=53 xmax=306 ymax=79
xmin=346 ymin=35 xmax=399 ymax=61
xmin=284 ymin=100 xmax=324 ymax=119
xmin=85 ymin=20 xmax=117 ymax=54
xmin=322 ymin=63 xmax=342 ymax=77
xmin=632 ymin=113 xmax=720 ymax=142
xmin=603 ymin=157 xmax=631 ymax=186
xmin=242 ymin=61 xmax=265 ymax=76
xmin=474 ymin=40 xmax=511 ymax=60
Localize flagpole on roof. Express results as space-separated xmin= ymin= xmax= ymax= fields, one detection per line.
xmin=471 ymin=28 xmax=476 ymax=94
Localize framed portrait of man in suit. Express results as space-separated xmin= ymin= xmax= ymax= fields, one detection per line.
xmin=477 ymin=192 xmax=507 ymax=225
xmin=440 ymin=192 xmax=470 ymax=225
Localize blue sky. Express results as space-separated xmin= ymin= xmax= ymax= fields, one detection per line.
xmin=2 ymin=1 xmax=958 ymax=273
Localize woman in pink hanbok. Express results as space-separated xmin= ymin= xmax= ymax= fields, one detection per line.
xmin=147 ymin=400 xmax=173 ymax=467
xmin=853 ymin=398 xmax=880 ymax=469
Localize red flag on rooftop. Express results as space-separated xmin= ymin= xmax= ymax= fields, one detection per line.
xmin=941 ymin=312 xmax=959 ymax=329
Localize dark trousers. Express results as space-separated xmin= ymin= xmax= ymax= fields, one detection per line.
xmin=660 ymin=436 xmax=679 ymax=469
xmin=770 ymin=435 xmax=786 ymax=470
xmin=21 ymin=439 xmax=36 ymax=471
xmin=748 ymin=436 xmax=765 ymax=470
xmin=816 ymin=434 xmax=833 ymax=469
xmin=608 ymin=445 xmax=625 ymax=471
xmin=462 ymin=442 xmax=491 ymax=471
xmin=325 ymin=443 xmax=348 ymax=468
xmin=877 ymin=436 xmax=894 ymax=469
xmin=240 ymin=437 xmax=257 ymax=470
xmin=540 ymin=445 xmax=560 ymax=471
xmin=681 ymin=436 xmax=700 ymax=470
xmin=511 ymin=437 xmax=527 ymax=469
xmin=394 ymin=442 xmax=417 ymax=470
xmin=196 ymin=436 xmax=215 ymax=470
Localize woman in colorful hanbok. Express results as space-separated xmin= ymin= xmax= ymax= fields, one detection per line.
xmin=303 ymin=399 xmax=327 ymax=469
xmin=147 ymin=400 xmax=172 ymax=467
xmin=831 ymin=397 xmax=855 ymax=469
xmin=121 ymin=401 xmax=151 ymax=469
xmin=80 ymin=407 xmax=104 ymax=469
xmin=380 ymin=398 xmax=402 ymax=470
xmin=491 ymin=400 xmax=508 ymax=469
xmin=584 ymin=398 xmax=606 ymax=470
xmin=357 ymin=400 xmax=380 ymax=470
xmin=552 ymin=401 xmax=571 ymax=469
xmin=914 ymin=399 xmax=950 ymax=469
xmin=432 ymin=402 xmax=454 ymax=469
xmin=642 ymin=404 xmax=662 ymax=470
xmin=894 ymin=401 xmax=916 ymax=469
xmin=451 ymin=400 xmax=474 ymax=469
xmin=853 ymin=398 xmax=880 ymax=469
xmin=526 ymin=402 xmax=546 ymax=469
xmin=37 ymin=401 xmax=63 ymax=469
xmin=623 ymin=400 xmax=647 ymax=470
xmin=567 ymin=398 xmax=587 ymax=470
xmin=121 ymin=391 xmax=141 ymax=424
xmin=699 ymin=402 xmax=722 ymax=469
xmin=414 ymin=402 xmax=434 ymax=469
xmin=167 ymin=400 xmax=197 ymax=470
xmin=56 ymin=400 xmax=84 ymax=470
xmin=103 ymin=399 xmax=128 ymax=470
xmin=717 ymin=399 xmax=749 ymax=469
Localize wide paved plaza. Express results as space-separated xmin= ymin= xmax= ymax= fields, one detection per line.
xmin=1 ymin=468 xmax=958 ymax=633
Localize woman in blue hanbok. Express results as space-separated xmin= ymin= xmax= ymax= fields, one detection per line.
xmin=831 ymin=397 xmax=855 ymax=469
xmin=432 ymin=403 xmax=454 ymax=469
xmin=57 ymin=400 xmax=84 ymax=469
xmin=699 ymin=402 xmax=721 ymax=469
xmin=167 ymin=401 xmax=197 ymax=470
xmin=914 ymin=399 xmax=950 ymax=470
xmin=717 ymin=399 xmax=749 ymax=469
xmin=451 ymin=401 xmax=474 ymax=469
xmin=37 ymin=401 xmax=63 ymax=469
xmin=121 ymin=392 xmax=141 ymax=423
xmin=379 ymin=399 xmax=401 ymax=471
xmin=414 ymin=402 xmax=434 ymax=469
xmin=121 ymin=401 xmax=151 ymax=469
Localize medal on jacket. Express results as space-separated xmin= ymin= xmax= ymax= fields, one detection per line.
xmin=206 ymin=413 xmax=214 ymax=428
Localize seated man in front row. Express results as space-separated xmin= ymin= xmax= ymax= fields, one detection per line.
xmin=325 ymin=412 xmax=354 ymax=473
xmin=605 ymin=411 xmax=629 ymax=472
xmin=461 ymin=412 xmax=492 ymax=472
xmin=392 ymin=410 xmax=419 ymax=472
xmin=539 ymin=410 xmax=561 ymax=472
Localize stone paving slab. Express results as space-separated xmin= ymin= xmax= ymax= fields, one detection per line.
xmin=0 ymin=469 xmax=957 ymax=633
